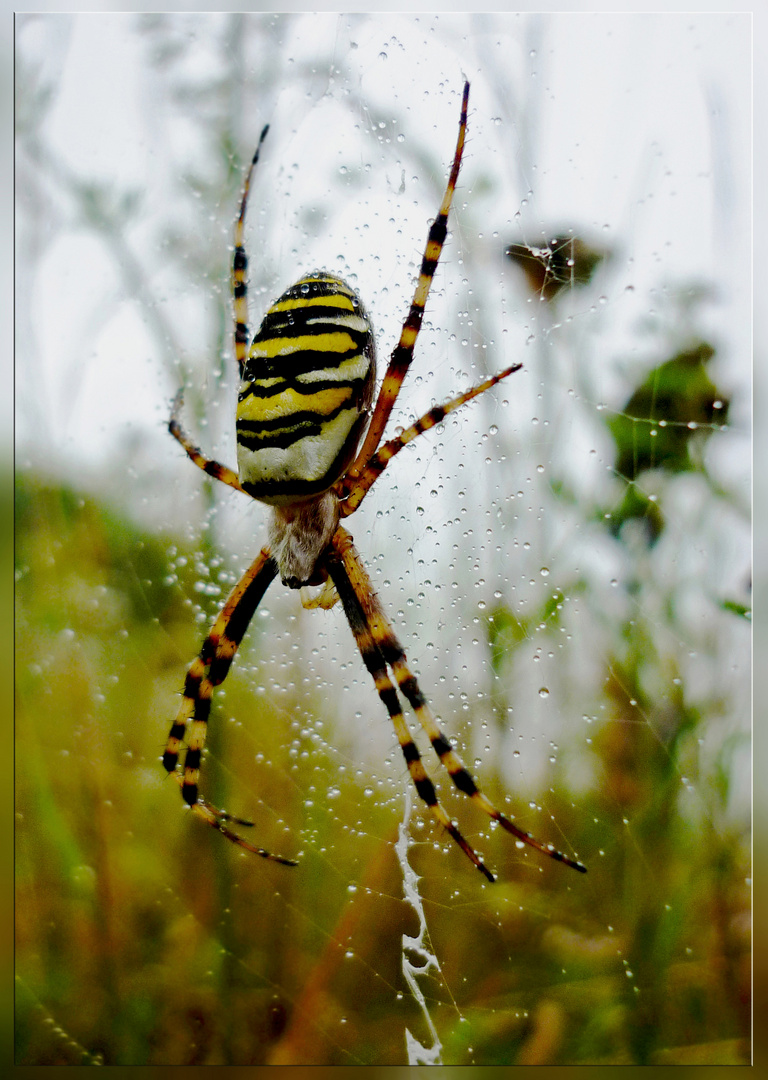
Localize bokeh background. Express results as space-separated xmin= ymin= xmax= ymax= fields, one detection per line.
xmin=14 ymin=10 xmax=752 ymax=1068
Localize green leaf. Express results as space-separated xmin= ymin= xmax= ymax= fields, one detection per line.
xmin=607 ymin=341 xmax=728 ymax=480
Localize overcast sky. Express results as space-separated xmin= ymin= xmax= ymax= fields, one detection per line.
xmin=15 ymin=10 xmax=751 ymax=492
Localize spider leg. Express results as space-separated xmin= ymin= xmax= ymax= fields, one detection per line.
xmin=170 ymin=125 xmax=271 ymax=488
xmin=332 ymin=527 xmax=587 ymax=874
xmin=163 ymin=545 xmax=277 ymax=799
xmin=390 ymin=657 xmax=586 ymax=873
xmin=339 ymin=362 xmax=523 ymax=516
xmin=168 ymin=773 xmax=297 ymax=865
xmin=340 ymin=82 xmax=470 ymax=496
xmin=169 ymin=389 xmax=247 ymax=493
xmin=163 ymin=546 xmax=296 ymax=865
xmin=233 ymin=123 xmax=269 ymax=379
xmin=327 ymin=528 xmax=495 ymax=882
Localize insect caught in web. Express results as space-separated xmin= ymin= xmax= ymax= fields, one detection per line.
xmin=164 ymin=81 xmax=586 ymax=881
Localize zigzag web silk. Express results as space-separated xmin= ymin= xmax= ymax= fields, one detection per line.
xmin=396 ymin=790 xmax=445 ymax=1066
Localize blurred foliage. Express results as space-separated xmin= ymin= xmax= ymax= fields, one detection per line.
xmin=505 ymin=233 xmax=610 ymax=302
xmin=15 ymin=470 xmax=750 ymax=1065
xmin=473 ymin=309 xmax=750 ymax=1065
xmin=605 ymin=341 xmax=730 ymax=545
xmin=608 ymin=342 xmax=728 ymax=478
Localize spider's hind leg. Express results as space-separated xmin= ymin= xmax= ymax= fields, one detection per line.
xmin=340 ymin=81 xmax=471 ymax=494
xmin=232 ymin=123 xmax=269 ymax=379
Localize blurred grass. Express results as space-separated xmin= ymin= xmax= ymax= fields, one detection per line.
xmin=14 ymin=472 xmax=750 ymax=1066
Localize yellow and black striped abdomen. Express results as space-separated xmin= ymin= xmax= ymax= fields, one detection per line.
xmin=236 ymin=273 xmax=376 ymax=504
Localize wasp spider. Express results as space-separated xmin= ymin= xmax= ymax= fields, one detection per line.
xmin=164 ymin=82 xmax=586 ymax=881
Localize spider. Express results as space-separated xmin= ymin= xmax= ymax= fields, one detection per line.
xmin=164 ymin=81 xmax=586 ymax=882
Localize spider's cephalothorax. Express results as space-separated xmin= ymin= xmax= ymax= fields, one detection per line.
xmin=165 ymin=83 xmax=586 ymax=880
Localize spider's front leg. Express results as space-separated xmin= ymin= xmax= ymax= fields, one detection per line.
xmin=328 ymin=527 xmax=586 ymax=877
xmin=326 ymin=528 xmax=496 ymax=881
xmin=163 ymin=546 xmax=297 ymax=865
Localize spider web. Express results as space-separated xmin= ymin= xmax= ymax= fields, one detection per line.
xmin=396 ymin=791 xmax=446 ymax=1066
xmin=14 ymin=11 xmax=751 ymax=1068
